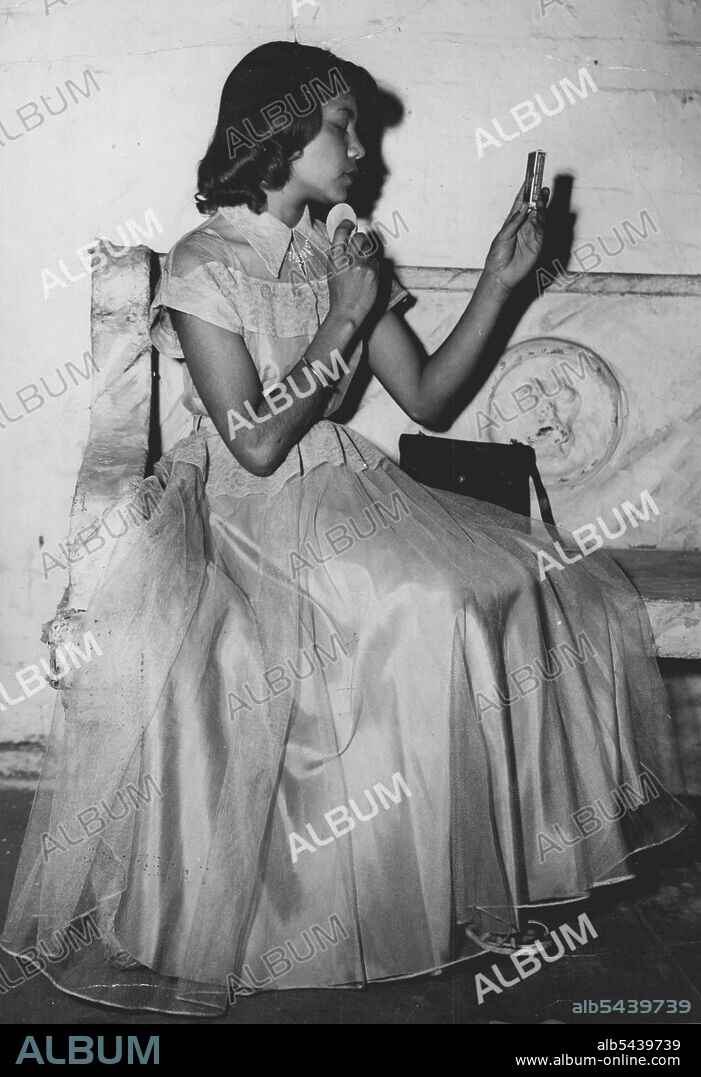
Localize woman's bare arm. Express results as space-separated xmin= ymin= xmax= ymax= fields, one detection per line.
xmin=364 ymin=271 xmax=511 ymax=425
xmin=366 ymin=185 xmax=548 ymax=426
xmin=170 ymin=307 xmax=360 ymax=476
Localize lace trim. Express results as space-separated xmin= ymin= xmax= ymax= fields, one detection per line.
xmin=165 ymin=419 xmax=384 ymax=503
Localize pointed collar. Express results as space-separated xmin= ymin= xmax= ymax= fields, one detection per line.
xmin=218 ymin=203 xmax=321 ymax=277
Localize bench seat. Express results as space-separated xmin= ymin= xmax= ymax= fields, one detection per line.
xmin=608 ymin=549 xmax=701 ymax=659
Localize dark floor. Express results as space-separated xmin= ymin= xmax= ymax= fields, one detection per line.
xmin=1 ymin=784 xmax=700 ymax=1025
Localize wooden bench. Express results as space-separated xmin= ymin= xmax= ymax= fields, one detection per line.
xmin=43 ymin=242 xmax=701 ymax=672
xmin=607 ymin=549 xmax=701 ymax=659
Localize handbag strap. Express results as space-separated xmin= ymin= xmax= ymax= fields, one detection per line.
xmin=528 ymin=455 xmax=555 ymax=527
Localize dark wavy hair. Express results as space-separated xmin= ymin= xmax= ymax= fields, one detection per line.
xmin=196 ymin=41 xmax=377 ymax=215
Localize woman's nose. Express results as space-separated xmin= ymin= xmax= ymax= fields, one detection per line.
xmin=348 ymin=133 xmax=365 ymax=161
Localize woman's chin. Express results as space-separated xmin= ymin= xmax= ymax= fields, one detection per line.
xmin=326 ymin=182 xmax=352 ymax=203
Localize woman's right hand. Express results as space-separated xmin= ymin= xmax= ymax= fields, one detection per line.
xmin=326 ymin=220 xmax=379 ymax=326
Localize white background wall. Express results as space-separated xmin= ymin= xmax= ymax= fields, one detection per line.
xmin=1 ymin=0 xmax=699 ymax=743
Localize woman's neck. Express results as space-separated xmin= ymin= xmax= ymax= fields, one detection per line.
xmin=264 ymin=189 xmax=308 ymax=229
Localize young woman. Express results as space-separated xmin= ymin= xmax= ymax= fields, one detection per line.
xmin=2 ymin=41 xmax=689 ymax=1016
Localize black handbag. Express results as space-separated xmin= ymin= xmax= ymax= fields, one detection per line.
xmin=398 ymin=433 xmax=555 ymax=525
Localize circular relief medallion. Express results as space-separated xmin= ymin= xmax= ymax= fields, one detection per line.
xmin=482 ymin=337 xmax=624 ymax=486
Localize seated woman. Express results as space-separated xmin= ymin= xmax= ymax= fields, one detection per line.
xmin=1 ymin=41 xmax=689 ymax=1017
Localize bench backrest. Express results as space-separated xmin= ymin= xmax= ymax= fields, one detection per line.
xmin=65 ymin=242 xmax=701 ymax=612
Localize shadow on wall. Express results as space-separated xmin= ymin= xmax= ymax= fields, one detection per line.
xmin=439 ymin=172 xmax=579 ymax=430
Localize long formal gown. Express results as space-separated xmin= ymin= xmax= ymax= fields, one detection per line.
xmin=1 ymin=203 xmax=690 ymax=1015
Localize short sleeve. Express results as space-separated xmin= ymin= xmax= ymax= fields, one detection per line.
xmin=150 ymin=238 xmax=244 ymax=358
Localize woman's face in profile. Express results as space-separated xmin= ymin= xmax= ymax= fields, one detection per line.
xmin=289 ymin=92 xmax=365 ymax=206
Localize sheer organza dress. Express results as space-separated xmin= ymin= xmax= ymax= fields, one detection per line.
xmin=1 ymin=203 xmax=690 ymax=1015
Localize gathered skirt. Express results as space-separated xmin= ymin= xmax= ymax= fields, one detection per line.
xmin=1 ymin=421 xmax=690 ymax=1015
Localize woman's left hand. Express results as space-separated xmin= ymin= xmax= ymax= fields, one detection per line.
xmin=483 ymin=183 xmax=549 ymax=293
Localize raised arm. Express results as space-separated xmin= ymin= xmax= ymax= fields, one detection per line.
xmin=171 ymin=310 xmax=354 ymax=476
xmin=170 ymin=221 xmax=379 ymax=476
xmin=365 ymin=184 xmax=549 ymax=426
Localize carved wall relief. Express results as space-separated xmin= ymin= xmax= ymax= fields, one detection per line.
xmin=482 ymin=337 xmax=625 ymax=487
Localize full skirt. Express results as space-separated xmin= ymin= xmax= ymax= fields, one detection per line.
xmin=1 ymin=422 xmax=690 ymax=1015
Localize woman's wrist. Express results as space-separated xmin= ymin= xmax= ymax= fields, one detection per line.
xmin=300 ymin=354 xmax=334 ymax=391
xmin=324 ymin=306 xmax=362 ymax=336
xmin=479 ymin=268 xmax=514 ymax=303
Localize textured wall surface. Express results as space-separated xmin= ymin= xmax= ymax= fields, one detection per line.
xmin=1 ymin=0 xmax=699 ymax=766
